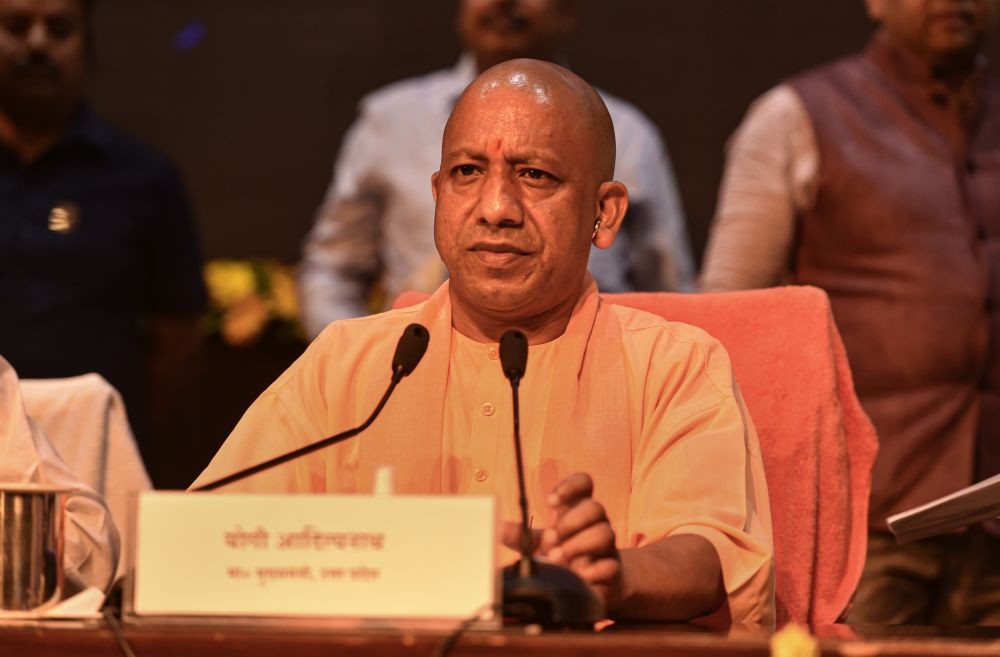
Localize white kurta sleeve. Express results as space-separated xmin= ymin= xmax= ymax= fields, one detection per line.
xmin=700 ymin=85 xmax=818 ymax=292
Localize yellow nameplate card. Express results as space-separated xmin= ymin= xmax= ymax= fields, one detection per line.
xmin=130 ymin=492 xmax=497 ymax=621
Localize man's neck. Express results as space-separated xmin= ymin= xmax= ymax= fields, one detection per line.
xmin=930 ymin=53 xmax=981 ymax=92
xmin=449 ymin=288 xmax=581 ymax=346
xmin=879 ymin=30 xmax=982 ymax=91
xmin=0 ymin=109 xmax=64 ymax=164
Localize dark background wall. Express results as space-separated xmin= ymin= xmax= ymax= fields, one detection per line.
xmin=87 ymin=1 xmax=896 ymax=266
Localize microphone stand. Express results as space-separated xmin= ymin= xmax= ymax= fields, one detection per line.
xmin=191 ymin=371 xmax=404 ymax=492
xmin=499 ymin=331 xmax=604 ymax=628
xmin=192 ymin=323 xmax=429 ymax=492
xmin=509 ymin=371 xmax=534 ymax=576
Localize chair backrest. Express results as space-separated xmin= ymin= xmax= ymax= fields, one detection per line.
xmin=395 ymin=285 xmax=878 ymax=626
xmin=20 ymin=373 xmax=153 ymax=580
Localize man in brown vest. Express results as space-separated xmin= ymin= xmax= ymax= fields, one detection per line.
xmin=700 ymin=0 xmax=1000 ymax=625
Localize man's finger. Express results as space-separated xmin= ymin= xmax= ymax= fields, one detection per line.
xmin=500 ymin=521 xmax=543 ymax=552
xmin=547 ymin=472 xmax=594 ymax=510
xmin=544 ymin=497 xmax=608 ymax=549
xmin=547 ymin=519 xmax=616 ymax=564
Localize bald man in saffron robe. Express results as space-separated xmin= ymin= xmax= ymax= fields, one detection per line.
xmin=194 ymin=60 xmax=773 ymax=626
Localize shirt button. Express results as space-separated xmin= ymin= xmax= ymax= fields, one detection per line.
xmin=474 ymin=468 xmax=488 ymax=482
xmin=488 ymin=347 xmax=499 ymax=360
xmin=481 ymin=402 xmax=495 ymax=416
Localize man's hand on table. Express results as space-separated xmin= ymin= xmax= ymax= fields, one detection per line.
xmin=537 ymin=472 xmax=622 ymax=604
xmin=502 ymin=471 xmax=726 ymax=622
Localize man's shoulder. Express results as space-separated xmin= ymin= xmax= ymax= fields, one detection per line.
xmin=610 ymin=302 xmax=731 ymax=365
xmin=608 ymin=302 xmax=737 ymax=400
xmin=610 ymin=301 xmax=716 ymax=343
xmin=358 ymin=66 xmax=462 ymax=117
xmin=274 ymin=304 xmax=427 ymax=394
xmin=786 ymin=51 xmax=867 ymax=90
xmin=311 ymin=303 xmax=425 ymax=350
xmin=81 ymin=110 xmax=181 ymax=180
xmin=738 ymin=83 xmax=810 ymax=132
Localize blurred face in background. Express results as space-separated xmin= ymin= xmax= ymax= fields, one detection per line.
xmin=866 ymin=0 xmax=998 ymax=70
xmin=457 ymin=0 xmax=578 ymax=71
xmin=0 ymin=0 xmax=87 ymax=129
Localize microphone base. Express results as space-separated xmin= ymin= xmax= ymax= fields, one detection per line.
xmin=501 ymin=560 xmax=605 ymax=629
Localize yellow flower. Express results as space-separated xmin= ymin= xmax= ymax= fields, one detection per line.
xmin=770 ymin=623 xmax=819 ymax=657
xmin=267 ymin=265 xmax=300 ymax=321
xmin=221 ymin=295 xmax=270 ymax=347
xmin=205 ymin=260 xmax=257 ymax=307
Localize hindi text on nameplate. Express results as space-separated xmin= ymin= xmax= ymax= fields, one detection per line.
xmin=130 ymin=492 xmax=497 ymax=621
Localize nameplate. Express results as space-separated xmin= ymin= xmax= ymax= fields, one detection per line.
xmin=130 ymin=492 xmax=497 ymax=621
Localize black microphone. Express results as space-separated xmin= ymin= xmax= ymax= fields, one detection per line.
xmin=392 ymin=323 xmax=430 ymax=381
xmin=498 ymin=330 xmax=604 ymax=628
xmin=499 ymin=330 xmax=532 ymax=568
xmin=192 ymin=323 xmax=430 ymax=492
xmin=500 ymin=329 xmax=528 ymax=383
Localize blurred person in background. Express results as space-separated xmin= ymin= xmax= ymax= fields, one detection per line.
xmin=297 ymin=0 xmax=694 ymax=339
xmin=701 ymin=0 xmax=1000 ymax=625
xmin=0 ymin=0 xmax=207 ymax=469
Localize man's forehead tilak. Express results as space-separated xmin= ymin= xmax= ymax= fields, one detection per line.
xmin=445 ymin=72 xmax=561 ymax=157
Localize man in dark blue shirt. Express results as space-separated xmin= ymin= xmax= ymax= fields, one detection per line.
xmin=0 ymin=0 xmax=206 ymax=464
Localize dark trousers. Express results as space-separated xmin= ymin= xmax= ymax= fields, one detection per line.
xmin=847 ymin=528 xmax=1000 ymax=625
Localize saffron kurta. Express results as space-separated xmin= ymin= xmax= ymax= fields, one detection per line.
xmin=193 ymin=280 xmax=774 ymax=625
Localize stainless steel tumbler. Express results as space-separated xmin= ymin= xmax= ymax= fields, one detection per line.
xmin=0 ymin=484 xmax=66 ymax=615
